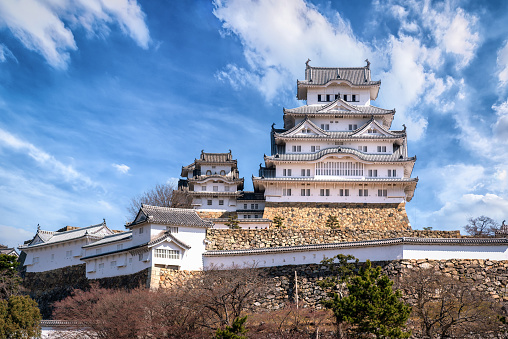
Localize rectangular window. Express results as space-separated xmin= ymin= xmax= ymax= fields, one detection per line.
xmin=344 ymin=94 xmax=348 ymax=101
xmin=168 ymin=227 xmax=178 ymax=233
xmin=244 ymin=204 xmax=247 ymax=209
xmin=255 ymin=204 xmax=259 ymax=209
xmin=213 ymin=186 xmax=218 ymax=192
xmin=99 ymin=263 xmax=104 ymax=269
xmin=320 ymin=124 xmax=329 ymax=130
xmin=224 ymin=186 xmax=230 ymax=191
xmin=359 ymin=189 xmax=368 ymax=197
xmin=368 ymin=169 xmax=378 ymax=177
xmin=51 ymin=254 xmax=54 ymax=261
xmin=311 ymin=146 xmax=321 ymax=152
xmin=33 ymin=257 xmax=39 ymax=264
xmin=377 ymin=146 xmax=387 ymax=152
xmin=155 ymin=249 xmax=180 ymax=259
xmin=247 ymin=214 xmax=251 ymax=219
xmin=117 ymin=244 xmax=123 ymax=250
xmin=66 ymin=250 xmax=72 ymax=258
xmin=339 ymin=189 xmax=350 ymax=196
xmin=326 ymin=94 xmax=331 ymax=101
xmin=301 ymin=189 xmax=310 ymax=196
xmin=352 ymin=94 xmax=357 ymax=102
xmin=111 ymin=261 xmax=116 ymax=267
xmin=207 ymin=200 xmax=212 ymax=205
xmin=138 ymin=254 xmax=143 ymax=261
xmin=202 ymin=186 xmax=206 ymax=191
xmin=283 ymin=188 xmax=291 ymax=196
xmin=255 ymin=214 xmax=259 ymax=218
xmin=358 ymin=146 xmax=367 ymax=152
xmin=388 ymin=169 xmax=397 ymax=177
xmin=219 ymin=200 xmax=224 ymax=205
xmin=335 ymin=94 xmax=339 ymax=100
xmin=243 ymin=215 xmax=247 ymax=219
xmin=320 ymin=189 xmax=330 ymax=196
xmin=139 ymin=227 xmax=143 ymax=234
xmin=349 ymin=124 xmax=358 ymax=130
xmin=378 ymin=189 xmax=388 ymax=197
xmin=318 ymin=94 xmax=322 ymax=102
xmin=251 ymin=204 xmax=254 ymax=209
xmin=301 ymin=169 xmax=306 ymax=176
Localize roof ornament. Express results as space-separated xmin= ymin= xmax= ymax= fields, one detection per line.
xmin=305 ymin=58 xmax=311 ymax=68
xmin=365 ymin=59 xmax=370 ymax=68
xmin=37 ymin=224 xmax=41 ymax=231
xmin=271 ymin=123 xmax=276 ymax=130
xmin=103 ymin=218 xmax=106 ymax=225
xmin=402 ymin=124 xmax=406 ymax=132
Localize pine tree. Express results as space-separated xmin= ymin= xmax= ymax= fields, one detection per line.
xmin=323 ymin=260 xmax=411 ymax=338
xmin=273 ymin=215 xmax=285 ymax=228
xmin=214 ymin=316 xmax=248 ymax=339
xmin=325 ymin=215 xmax=340 ymax=229
xmin=225 ymin=214 xmax=240 ymax=229
xmin=0 ymin=295 xmax=41 ymax=339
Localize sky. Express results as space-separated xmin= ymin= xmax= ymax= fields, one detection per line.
xmin=1 ymin=0 xmax=508 ymax=248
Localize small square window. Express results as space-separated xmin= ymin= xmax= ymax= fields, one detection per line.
xmin=213 ymin=186 xmax=218 ymax=192
xmin=225 ymin=186 xmax=230 ymax=191
xmin=244 ymin=204 xmax=247 ymax=209
xmin=219 ymin=200 xmax=224 ymax=205
xmin=99 ymin=263 xmax=104 ymax=269
xmin=207 ymin=200 xmax=212 ymax=206
xmin=202 ymin=186 xmax=206 ymax=191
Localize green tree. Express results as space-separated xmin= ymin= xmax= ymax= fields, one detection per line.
xmin=323 ymin=260 xmax=411 ymax=338
xmin=0 ymin=295 xmax=41 ymax=339
xmin=0 ymin=254 xmax=22 ymax=300
xmin=225 ymin=214 xmax=240 ymax=229
xmin=325 ymin=215 xmax=340 ymax=229
xmin=273 ymin=215 xmax=285 ymax=228
xmin=214 ymin=316 xmax=248 ymax=339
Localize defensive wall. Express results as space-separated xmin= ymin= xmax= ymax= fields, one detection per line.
xmin=262 ymin=202 xmax=411 ymax=230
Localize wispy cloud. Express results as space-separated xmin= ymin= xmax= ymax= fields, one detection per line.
xmin=0 ymin=0 xmax=150 ymax=69
xmin=0 ymin=128 xmax=96 ymax=189
xmin=113 ymin=163 xmax=130 ymax=174
xmin=0 ymin=43 xmax=17 ymax=63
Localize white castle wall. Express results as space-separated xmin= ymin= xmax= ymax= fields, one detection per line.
xmin=23 ymin=239 xmax=88 ymax=273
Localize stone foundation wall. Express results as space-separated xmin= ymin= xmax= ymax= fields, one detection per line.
xmin=262 ymin=202 xmax=411 ymax=230
xmin=151 ymin=259 xmax=508 ymax=311
xmin=205 ymin=228 xmax=462 ymax=251
xmin=23 ymin=266 xmax=149 ymax=319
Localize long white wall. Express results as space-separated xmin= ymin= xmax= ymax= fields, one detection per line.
xmin=23 ymin=239 xmax=89 ymax=273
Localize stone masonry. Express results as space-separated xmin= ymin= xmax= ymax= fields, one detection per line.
xmin=205 ymin=228 xmax=461 ymax=251
xmin=262 ymin=202 xmax=411 ymax=230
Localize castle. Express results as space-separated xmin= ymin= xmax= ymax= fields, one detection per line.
xmin=19 ymin=61 xmax=508 ymax=282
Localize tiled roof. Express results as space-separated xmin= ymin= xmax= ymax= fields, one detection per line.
xmin=274 ymin=117 xmax=404 ymax=140
xmin=19 ymin=221 xmax=111 ymax=249
xmin=199 ymin=150 xmax=235 ymax=163
xmin=265 ymin=146 xmax=415 ymax=163
xmin=237 ymin=191 xmax=265 ymax=201
xmin=82 ymin=231 xmax=132 ymax=248
xmin=284 ymin=103 xmax=394 ymax=115
xmin=0 ymin=248 xmax=18 ymax=256
xmin=129 ymin=205 xmax=213 ymax=228
xmin=300 ymin=66 xmax=381 ymax=87
xmin=148 ymin=232 xmax=191 ymax=249
xmin=204 ymin=237 xmax=508 ymax=256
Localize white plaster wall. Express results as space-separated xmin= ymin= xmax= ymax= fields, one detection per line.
xmin=170 ymin=226 xmax=207 ymax=270
xmin=306 ymin=86 xmax=371 ymax=106
xmin=263 ymin=183 xmax=407 ymax=204
xmin=84 ymin=251 xmax=150 ymax=279
xmin=402 ymin=244 xmax=508 ymax=261
xmin=238 ymin=201 xmax=265 ymax=210
xmin=130 ymin=224 xmax=151 ymax=247
xmin=195 ymin=198 xmax=237 ymax=211
xmin=203 ymin=244 xmax=508 ymax=269
xmin=201 ymin=165 xmax=232 ymax=176
xmin=294 ymin=117 xmax=370 ymax=131
xmin=83 ymin=238 xmax=132 ymax=259
xmin=285 ymin=140 xmax=395 ymax=155
xmin=23 ymin=239 xmax=89 ymax=273
xmin=195 ymin=180 xmax=238 ymax=192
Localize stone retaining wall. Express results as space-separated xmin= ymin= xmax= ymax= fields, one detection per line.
xmin=262 ymin=202 xmax=411 ymax=230
xmin=196 ymin=210 xmax=236 ymax=219
xmin=23 ymin=265 xmax=149 ymax=319
xmin=151 ymin=259 xmax=508 ymax=311
xmin=205 ymin=228 xmax=462 ymax=250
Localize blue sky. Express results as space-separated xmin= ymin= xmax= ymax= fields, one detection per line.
xmin=1 ymin=0 xmax=508 ymax=248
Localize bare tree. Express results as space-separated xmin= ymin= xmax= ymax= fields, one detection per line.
xmin=397 ymin=268 xmax=502 ymax=338
xmin=464 ymin=215 xmax=500 ymax=236
xmin=127 ymin=183 xmax=192 ymax=220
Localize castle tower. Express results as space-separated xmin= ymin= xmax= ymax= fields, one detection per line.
xmin=178 ymin=150 xmax=244 ymax=215
xmin=253 ymin=60 xmax=418 ymax=230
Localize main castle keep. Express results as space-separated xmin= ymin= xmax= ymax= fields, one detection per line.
xmin=19 ymin=61 xmax=508 ymax=286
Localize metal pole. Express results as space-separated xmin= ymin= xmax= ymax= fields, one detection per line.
xmin=295 ymin=270 xmax=299 ymax=310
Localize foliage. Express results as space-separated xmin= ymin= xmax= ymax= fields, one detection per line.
xmin=127 ymin=183 xmax=192 ymax=220
xmin=397 ymin=268 xmax=502 ymax=338
xmin=322 ymin=260 xmax=411 ymax=338
xmin=0 ymin=295 xmax=41 ymax=339
xmin=273 ymin=215 xmax=285 ymax=228
xmin=325 ymin=215 xmax=340 ymax=229
xmin=225 ymin=214 xmax=240 ymax=229
xmin=464 ymin=215 xmax=499 ymax=236
xmin=422 ymin=226 xmax=433 ymax=231
xmin=0 ymin=254 xmax=23 ymax=301
xmin=214 ymin=316 xmax=248 ymax=339
xmin=317 ymin=253 xmax=358 ymax=290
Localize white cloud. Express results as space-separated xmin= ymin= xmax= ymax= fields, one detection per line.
xmin=0 ymin=224 xmax=34 ymax=248
xmin=497 ymin=40 xmax=508 ymax=86
xmin=0 ymin=0 xmax=149 ymax=69
xmin=113 ymin=163 xmax=130 ymax=174
xmin=213 ymin=0 xmax=370 ymax=101
xmin=0 ymin=43 xmax=17 ymax=63
xmin=0 ymin=128 xmax=96 ymax=189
